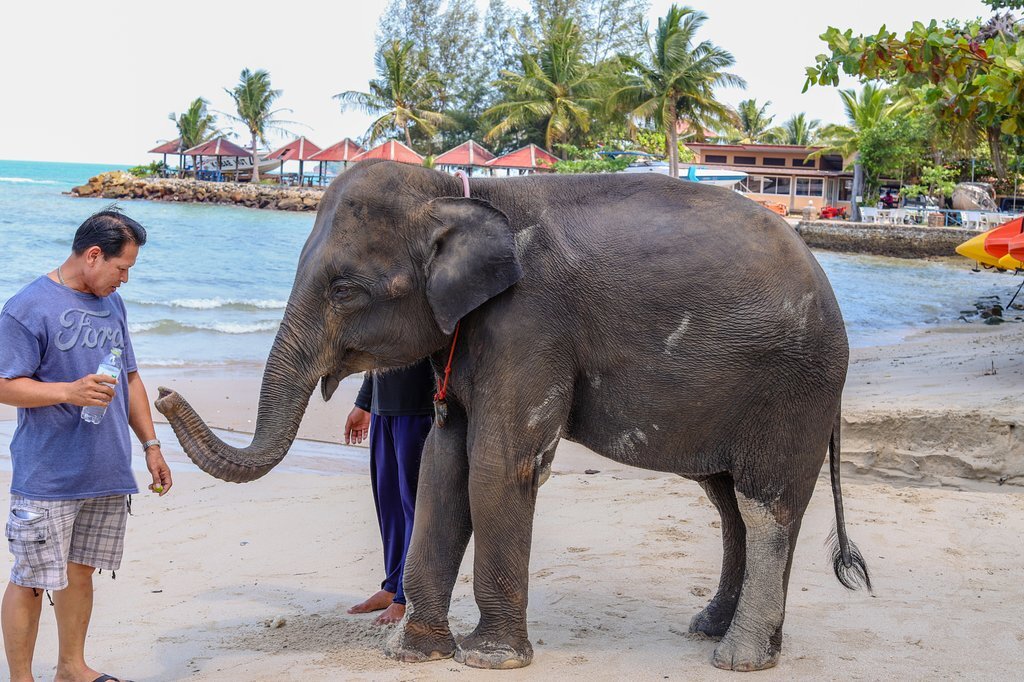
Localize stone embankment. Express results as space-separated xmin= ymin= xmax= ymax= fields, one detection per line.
xmin=795 ymin=219 xmax=973 ymax=258
xmin=71 ymin=171 xmax=324 ymax=211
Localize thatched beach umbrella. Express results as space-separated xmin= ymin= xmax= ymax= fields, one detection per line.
xmin=485 ymin=144 xmax=560 ymax=175
xmin=307 ymin=138 xmax=365 ymax=184
xmin=351 ymin=140 xmax=424 ymax=166
xmin=434 ymin=140 xmax=495 ymax=176
xmin=182 ymin=137 xmax=252 ymax=181
xmin=266 ymin=136 xmax=322 ymax=186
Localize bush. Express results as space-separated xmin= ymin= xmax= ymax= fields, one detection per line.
xmin=127 ymin=161 xmax=166 ymax=177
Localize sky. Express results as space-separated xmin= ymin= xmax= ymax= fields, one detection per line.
xmin=0 ymin=0 xmax=993 ymax=165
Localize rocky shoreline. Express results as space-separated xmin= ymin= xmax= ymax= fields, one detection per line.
xmin=70 ymin=172 xmax=975 ymax=258
xmin=71 ymin=171 xmax=324 ymax=211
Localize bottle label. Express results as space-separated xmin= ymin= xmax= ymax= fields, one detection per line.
xmin=97 ymin=363 xmax=120 ymax=380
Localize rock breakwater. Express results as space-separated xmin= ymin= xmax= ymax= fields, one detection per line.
xmin=70 ymin=171 xmax=324 ymax=211
xmin=796 ymin=219 xmax=972 ymax=258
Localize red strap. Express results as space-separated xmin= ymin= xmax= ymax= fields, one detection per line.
xmin=433 ymin=171 xmax=471 ymax=403
xmin=434 ymin=322 xmax=460 ymax=402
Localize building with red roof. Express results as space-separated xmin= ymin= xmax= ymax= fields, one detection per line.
xmin=352 ymin=140 xmax=424 ymax=166
xmin=266 ymin=137 xmax=322 ymax=185
xmin=181 ymin=137 xmax=253 ymax=180
xmin=308 ymin=138 xmax=365 ymax=164
xmin=485 ymin=144 xmax=560 ymax=174
xmin=434 ymin=140 xmax=495 ymax=175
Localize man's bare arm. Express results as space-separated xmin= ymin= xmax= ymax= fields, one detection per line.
xmin=0 ymin=375 xmax=114 ymax=408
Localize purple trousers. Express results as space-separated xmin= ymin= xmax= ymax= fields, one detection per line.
xmin=369 ymin=413 xmax=432 ymax=605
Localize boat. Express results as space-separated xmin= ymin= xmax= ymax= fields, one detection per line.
xmin=955 ymin=216 xmax=1024 ymax=269
xmin=608 ymin=152 xmax=747 ymax=188
xmin=196 ymin=155 xmax=280 ymax=176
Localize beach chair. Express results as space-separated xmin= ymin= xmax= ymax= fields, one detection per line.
xmin=860 ymin=207 xmax=879 ymax=223
xmin=961 ymin=211 xmax=982 ymax=229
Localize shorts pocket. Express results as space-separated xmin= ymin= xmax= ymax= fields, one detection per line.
xmin=6 ymin=509 xmax=60 ymax=586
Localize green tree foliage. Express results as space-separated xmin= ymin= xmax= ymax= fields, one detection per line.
xmin=611 ymin=5 xmax=743 ymax=177
xmin=335 ymin=40 xmax=452 ymax=149
xmin=857 ymin=114 xmax=934 ymax=200
xmin=224 ymin=69 xmax=291 ymax=183
xmin=725 ymin=99 xmax=782 ymax=143
xmin=169 ymin=98 xmax=220 ymax=151
xmin=983 ymin=0 xmax=1024 ymax=10
xmin=483 ymin=18 xmax=605 ymax=152
xmin=901 ymin=163 xmax=959 ymax=200
xmin=804 ymin=14 xmax=1024 ymax=178
xmin=779 ymin=112 xmax=821 ymax=146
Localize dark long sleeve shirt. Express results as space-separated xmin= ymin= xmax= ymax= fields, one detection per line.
xmin=354 ymin=358 xmax=435 ymax=416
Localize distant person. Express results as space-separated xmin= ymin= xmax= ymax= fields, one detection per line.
xmin=0 ymin=208 xmax=172 ymax=682
xmin=881 ymin=190 xmax=897 ymax=209
xmin=344 ymin=360 xmax=434 ymax=625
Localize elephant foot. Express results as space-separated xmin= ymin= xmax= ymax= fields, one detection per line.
xmin=455 ymin=630 xmax=533 ymax=669
xmin=711 ymin=629 xmax=779 ymax=672
xmin=688 ymin=596 xmax=738 ymax=639
xmin=384 ymin=619 xmax=456 ymax=663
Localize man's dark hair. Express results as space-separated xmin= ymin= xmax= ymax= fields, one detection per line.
xmin=72 ymin=207 xmax=147 ymax=257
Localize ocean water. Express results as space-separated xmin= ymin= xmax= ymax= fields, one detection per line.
xmin=1 ymin=158 xmax=1019 ymax=366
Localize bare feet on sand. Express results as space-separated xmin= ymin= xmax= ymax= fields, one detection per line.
xmin=347 ymin=589 xmax=395 ymax=614
xmin=373 ymin=602 xmax=405 ymax=626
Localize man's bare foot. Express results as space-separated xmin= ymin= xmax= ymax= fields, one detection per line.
xmin=348 ymin=589 xmax=396 ymax=614
xmin=374 ymin=601 xmax=405 ymax=626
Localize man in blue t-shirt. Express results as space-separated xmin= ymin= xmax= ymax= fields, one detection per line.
xmin=0 ymin=209 xmax=173 ymax=682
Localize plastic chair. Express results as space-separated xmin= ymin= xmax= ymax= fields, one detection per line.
xmin=860 ymin=207 xmax=879 ymax=223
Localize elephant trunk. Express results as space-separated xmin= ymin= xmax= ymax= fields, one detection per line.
xmin=154 ymin=308 xmax=323 ymax=483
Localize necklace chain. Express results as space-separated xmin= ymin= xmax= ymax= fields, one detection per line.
xmin=57 ymin=265 xmax=65 ymax=286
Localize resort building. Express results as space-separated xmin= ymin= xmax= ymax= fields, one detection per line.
xmin=685 ymin=143 xmax=853 ymax=213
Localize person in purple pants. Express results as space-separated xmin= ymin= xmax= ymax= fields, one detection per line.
xmin=344 ymin=359 xmax=433 ymax=625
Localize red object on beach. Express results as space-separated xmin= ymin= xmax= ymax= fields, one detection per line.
xmin=307 ymin=138 xmax=365 ymax=163
xmin=998 ymin=217 xmax=1024 ymax=261
xmin=266 ymin=136 xmax=322 ymax=162
xmin=434 ymin=141 xmax=496 ymax=168
xmin=351 ymin=140 xmax=424 ymax=165
xmin=182 ymin=137 xmax=252 ymax=158
xmin=982 ymin=216 xmax=1024 ymax=260
xmin=148 ymin=138 xmax=185 ymax=154
xmin=484 ymin=144 xmax=560 ymax=171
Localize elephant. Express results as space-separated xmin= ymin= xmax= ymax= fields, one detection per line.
xmin=154 ymin=159 xmax=870 ymax=672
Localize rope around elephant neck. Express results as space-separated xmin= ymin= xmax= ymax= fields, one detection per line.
xmin=433 ymin=170 xmax=471 ymax=410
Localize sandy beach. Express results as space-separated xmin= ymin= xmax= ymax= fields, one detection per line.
xmin=2 ymin=321 xmax=1024 ymax=680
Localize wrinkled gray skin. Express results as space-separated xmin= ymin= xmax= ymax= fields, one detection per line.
xmin=155 ymin=159 xmax=864 ymax=671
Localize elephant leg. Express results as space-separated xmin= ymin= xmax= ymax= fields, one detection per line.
xmin=455 ymin=421 xmax=562 ymax=669
xmin=711 ymin=482 xmax=811 ymax=672
xmin=385 ymin=405 xmax=471 ymax=663
xmin=689 ymin=473 xmax=745 ymax=638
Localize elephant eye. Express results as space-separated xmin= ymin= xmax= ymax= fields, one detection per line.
xmin=329 ymin=279 xmax=360 ymax=305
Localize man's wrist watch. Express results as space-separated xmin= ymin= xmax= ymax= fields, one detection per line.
xmin=142 ymin=439 xmax=161 ymax=453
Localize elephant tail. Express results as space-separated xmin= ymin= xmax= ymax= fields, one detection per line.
xmin=827 ymin=407 xmax=872 ymax=592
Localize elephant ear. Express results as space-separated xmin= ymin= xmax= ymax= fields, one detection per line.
xmin=423 ymin=196 xmax=524 ymax=334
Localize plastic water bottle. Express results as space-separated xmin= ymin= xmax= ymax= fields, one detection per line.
xmin=81 ymin=347 xmax=122 ymax=424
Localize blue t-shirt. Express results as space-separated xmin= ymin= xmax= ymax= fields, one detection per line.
xmin=0 ymin=276 xmax=140 ymax=500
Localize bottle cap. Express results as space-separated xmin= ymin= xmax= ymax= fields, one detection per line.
xmin=111 ymin=348 xmax=123 ymax=356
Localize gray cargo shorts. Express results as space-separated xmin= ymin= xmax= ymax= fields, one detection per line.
xmin=5 ymin=494 xmax=129 ymax=590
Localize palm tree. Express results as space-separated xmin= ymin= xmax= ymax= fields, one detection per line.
xmin=817 ymin=84 xmax=909 ymax=219
xmin=727 ymin=99 xmax=782 ymax=144
xmin=169 ymin=97 xmax=220 ymax=150
xmin=482 ymin=18 xmax=605 ymax=153
xmin=225 ymin=69 xmax=290 ymax=183
xmin=336 ymin=40 xmax=451 ymax=149
xmin=611 ymin=5 xmax=745 ymax=177
xmin=780 ymin=112 xmax=820 ymax=146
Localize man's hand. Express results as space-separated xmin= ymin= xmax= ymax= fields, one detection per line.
xmin=64 ymin=374 xmax=117 ymax=407
xmin=146 ymin=447 xmax=173 ymax=496
xmin=345 ymin=406 xmax=371 ymax=445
